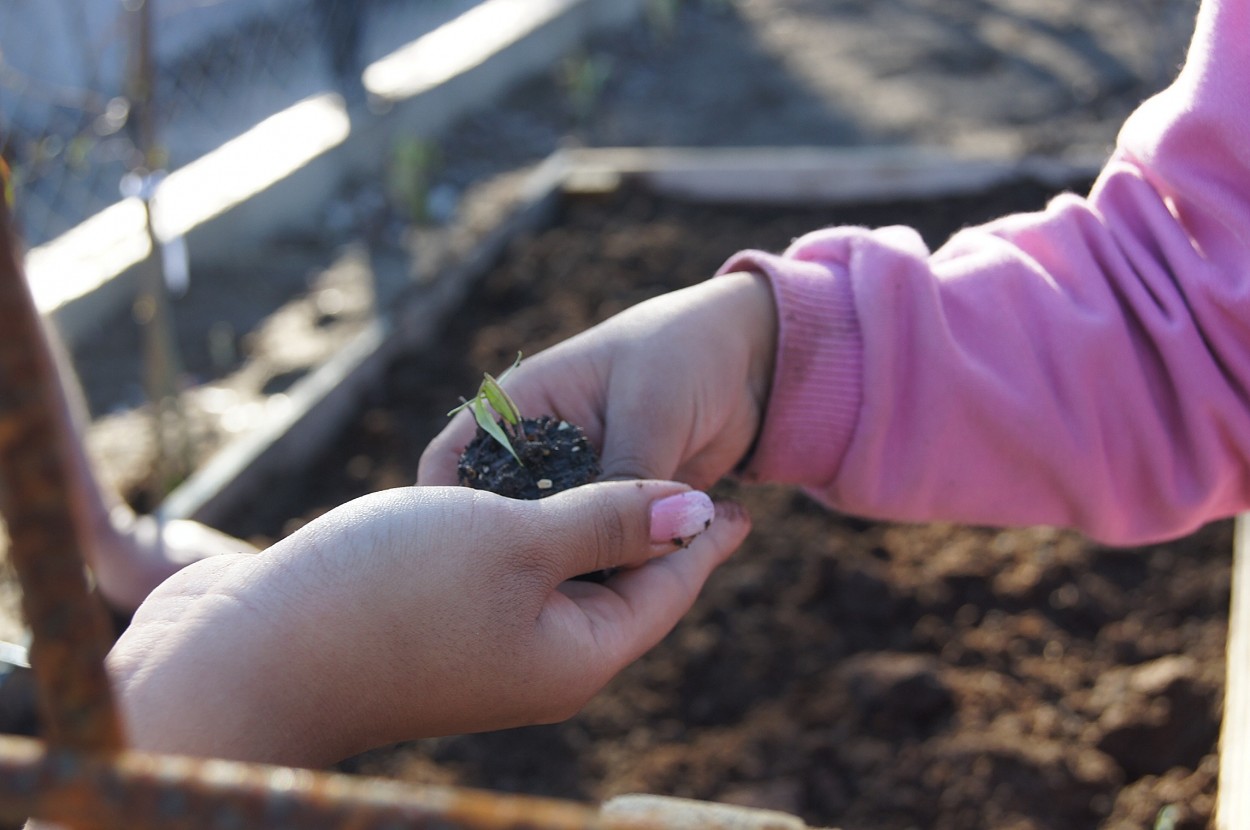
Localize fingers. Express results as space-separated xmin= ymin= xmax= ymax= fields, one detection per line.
xmin=557 ymin=498 xmax=751 ymax=666
xmin=525 ymin=480 xmax=716 ymax=582
xmin=417 ymin=344 xmax=607 ymax=487
xmin=417 ymin=409 xmax=478 ymax=485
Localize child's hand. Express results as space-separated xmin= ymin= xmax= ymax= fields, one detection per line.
xmin=106 ymin=480 xmax=750 ymax=767
xmin=419 ymin=271 xmax=778 ymax=491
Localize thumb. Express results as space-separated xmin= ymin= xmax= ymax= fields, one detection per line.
xmin=416 ymin=409 xmax=477 ymax=486
xmin=531 ymin=481 xmax=718 ymax=581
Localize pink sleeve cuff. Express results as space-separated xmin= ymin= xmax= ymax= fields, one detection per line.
xmin=717 ymin=250 xmax=862 ymax=488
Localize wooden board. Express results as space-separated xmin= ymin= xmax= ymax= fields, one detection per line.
xmin=1218 ymin=515 xmax=1250 ymax=829
xmin=557 ymin=146 xmax=1102 ymax=205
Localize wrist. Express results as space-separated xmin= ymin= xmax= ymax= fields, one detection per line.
xmin=716 ymin=253 xmax=861 ymax=487
xmin=737 ymin=270 xmax=779 ymax=413
xmin=715 ymin=268 xmax=779 ymax=438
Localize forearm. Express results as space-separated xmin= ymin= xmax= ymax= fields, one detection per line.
xmin=726 ymin=0 xmax=1250 ymax=544
xmin=108 ymin=482 xmax=747 ymax=770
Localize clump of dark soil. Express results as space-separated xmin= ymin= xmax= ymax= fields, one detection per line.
xmin=222 ymin=183 xmax=1227 ymax=830
xmin=457 ymin=415 xmax=600 ymax=500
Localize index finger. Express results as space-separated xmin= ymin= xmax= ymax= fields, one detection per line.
xmin=553 ymin=499 xmax=751 ymax=668
xmin=417 ymin=406 xmax=480 ymax=485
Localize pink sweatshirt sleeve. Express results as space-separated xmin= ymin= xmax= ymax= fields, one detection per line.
xmin=720 ymin=0 xmax=1250 ymax=545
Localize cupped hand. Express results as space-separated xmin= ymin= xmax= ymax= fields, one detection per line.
xmin=419 ymin=271 xmax=778 ymax=490
xmin=107 ymin=480 xmax=750 ymax=767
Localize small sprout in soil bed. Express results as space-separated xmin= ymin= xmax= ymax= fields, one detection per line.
xmin=453 ymin=354 xmax=602 ymax=501
xmin=453 ymin=355 xmax=607 ymax=580
xmin=447 ymin=351 xmax=526 ymax=464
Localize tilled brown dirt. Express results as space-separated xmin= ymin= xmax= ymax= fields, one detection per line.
xmin=221 ymin=184 xmax=1228 ymax=830
xmin=27 ymin=1 xmax=1218 ymax=825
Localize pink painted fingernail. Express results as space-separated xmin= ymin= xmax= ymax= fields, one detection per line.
xmin=650 ymin=491 xmax=715 ymax=545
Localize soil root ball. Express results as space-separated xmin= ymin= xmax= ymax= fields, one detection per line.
xmin=457 ymin=415 xmax=601 ymax=500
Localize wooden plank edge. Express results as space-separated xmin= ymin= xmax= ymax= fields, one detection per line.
xmin=1217 ymin=514 xmax=1250 ymax=829
xmin=557 ymin=146 xmax=1103 ymax=205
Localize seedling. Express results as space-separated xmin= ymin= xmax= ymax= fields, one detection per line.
xmin=390 ymin=138 xmax=442 ymax=222
xmin=448 ymin=352 xmax=524 ymax=465
xmin=452 ymin=356 xmax=606 ymax=580
xmin=560 ymin=51 xmax=613 ymax=126
xmin=452 ymin=353 xmax=602 ymax=502
xmin=646 ymin=0 xmax=679 ymax=42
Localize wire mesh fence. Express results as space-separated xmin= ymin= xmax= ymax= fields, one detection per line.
xmin=0 ymin=4 xmax=676 ymax=825
xmin=0 ymin=7 xmax=640 ymax=824
xmin=0 ymin=0 xmax=478 ymax=250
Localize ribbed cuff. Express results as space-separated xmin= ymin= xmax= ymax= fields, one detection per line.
xmin=717 ymin=250 xmax=863 ymax=489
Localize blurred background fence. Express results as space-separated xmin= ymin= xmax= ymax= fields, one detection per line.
xmin=0 ymin=0 xmax=480 ymax=249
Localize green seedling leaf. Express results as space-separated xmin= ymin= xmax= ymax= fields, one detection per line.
xmin=449 ymin=353 xmax=528 ymax=464
xmin=471 ymin=399 xmax=522 ymax=464
xmin=481 ymin=373 xmax=521 ymax=426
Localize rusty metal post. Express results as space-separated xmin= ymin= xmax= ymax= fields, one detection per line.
xmin=0 ymin=168 xmax=124 ymax=752
xmin=0 ymin=732 xmax=830 ymax=830
xmin=0 ymin=734 xmax=607 ymax=830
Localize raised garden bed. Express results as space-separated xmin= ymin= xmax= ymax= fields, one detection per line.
xmin=210 ymin=151 xmax=1228 ymax=830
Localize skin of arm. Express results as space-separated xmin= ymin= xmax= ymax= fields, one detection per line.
xmin=423 ymin=0 xmax=1248 ymax=546
xmin=726 ymin=0 xmax=1250 ymax=544
xmin=420 ymin=270 xmax=778 ymax=491
xmin=106 ymin=481 xmax=749 ymax=766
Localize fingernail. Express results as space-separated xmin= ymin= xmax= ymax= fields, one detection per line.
xmin=650 ymin=491 xmax=715 ymax=545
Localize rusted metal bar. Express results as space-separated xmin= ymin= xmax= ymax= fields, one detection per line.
xmin=0 ymin=172 xmax=124 ymax=751
xmin=0 ymin=732 xmax=829 ymax=830
xmin=0 ymin=734 xmax=607 ymax=830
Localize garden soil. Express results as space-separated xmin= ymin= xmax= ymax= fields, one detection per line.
xmin=65 ymin=0 xmax=1201 ymax=505
xmin=222 ymin=184 xmax=1228 ymax=830
xmin=4 ymin=1 xmax=1227 ymax=828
